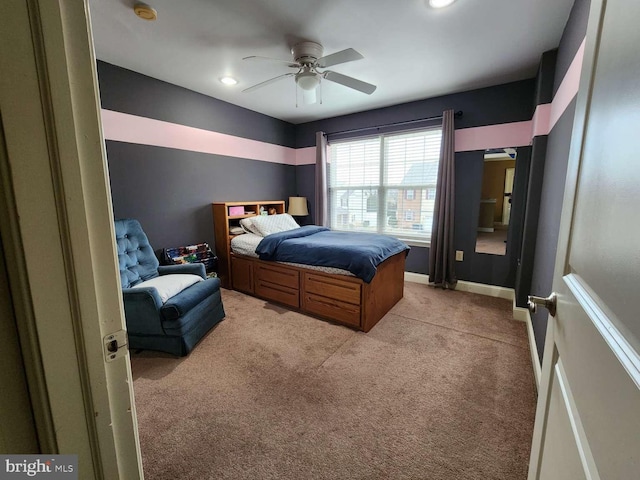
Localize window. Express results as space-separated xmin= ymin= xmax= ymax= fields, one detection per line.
xmin=366 ymin=192 xmax=378 ymax=212
xmin=423 ymin=188 xmax=436 ymax=200
xmin=328 ymin=127 xmax=442 ymax=243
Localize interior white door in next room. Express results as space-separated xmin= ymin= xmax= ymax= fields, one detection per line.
xmin=527 ymin=0 xmax=640 ymax=478
xmin=502 ymin=167 xmax=514 ymax=225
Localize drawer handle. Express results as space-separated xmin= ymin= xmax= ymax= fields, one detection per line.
xmin=308 ymin=295 xmax=358 ymax=313
xmin=309 ymin=277 xmax=357 ymax=291
xmin=259 ymin=281 xmax=295 ymax=296
xmin=261 ymin=267 xmax=297 ymax=278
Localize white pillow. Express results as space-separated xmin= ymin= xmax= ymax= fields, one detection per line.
xmin=250 ymin=213 xmax=300 ymax=237
xmin=131 ymin=274 xmax=203 ymax=303
xmin=239 ymin=217 xmax=261 ymax=235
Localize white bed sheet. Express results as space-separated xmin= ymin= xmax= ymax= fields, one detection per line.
xmin=230 ymin=233 xmax=354 ymax=277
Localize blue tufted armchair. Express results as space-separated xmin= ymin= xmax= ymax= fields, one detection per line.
xmin=114 ymin=219 xmax=225 ymax=356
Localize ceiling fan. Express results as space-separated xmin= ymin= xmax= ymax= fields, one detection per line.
xmin=242 ymin=41 xmax=376 ymax=104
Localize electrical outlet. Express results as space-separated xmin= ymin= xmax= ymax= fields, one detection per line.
xmin=455 ymin=250 xmax=464 ymax=262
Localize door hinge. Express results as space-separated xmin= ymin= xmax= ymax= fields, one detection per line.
xmin=103 ymin=330 xmax=128 ymax=362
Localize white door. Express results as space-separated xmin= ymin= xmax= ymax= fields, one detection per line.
xmin=502 ymin=167 xmax=515 ymax=225
xmin=527 ymin=0 xmax=640 ymax=478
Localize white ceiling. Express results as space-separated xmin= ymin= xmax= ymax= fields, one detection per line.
xmin=88 ymin=0 xmax=574 ymax=124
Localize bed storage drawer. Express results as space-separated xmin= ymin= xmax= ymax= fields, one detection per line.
xmin=255 ymin=280 xmax=299 ymax=308
xmin=303 ymin=273 xmax=361 ymax=305
xmin=255 ymin=261 xmax=300 ymax=308
xmin=302 ymin=293 xmax=361 ymax=327
xmin=256 ymin=263 xmax=299 ymax=289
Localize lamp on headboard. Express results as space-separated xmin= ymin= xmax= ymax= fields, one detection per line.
xmin=288 ymin=196 xmax=309 ymax=222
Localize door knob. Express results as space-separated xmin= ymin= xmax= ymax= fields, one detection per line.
xmin=527 ymin=293 xmax=557 ymax=317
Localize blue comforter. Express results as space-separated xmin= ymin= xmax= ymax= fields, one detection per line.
xmin=255 ymin=226 xmax=410 ymax=283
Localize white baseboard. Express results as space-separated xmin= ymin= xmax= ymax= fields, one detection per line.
xmin=404 ymin=271 xmax=430 ymax=285
xmin=512 ymin=299 xmax=529 ymax=322
xmin=404 ymin=271 xmax=541 ymax=389
xmin=404 ymin=272 xmax=513 ymax=300
xmin=456 ymin=279 xmax=513 ymax=300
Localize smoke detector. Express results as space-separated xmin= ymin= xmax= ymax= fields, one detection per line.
xmin=133 ymin=3 xmax=157 ymax=21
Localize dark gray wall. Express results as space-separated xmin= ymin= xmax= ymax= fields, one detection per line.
xmin=530 ymin=0 xmax=591 ymax=361
xmin=294 ymin=80 xmax=536 ymax=286
xmin=295 ymin=79 xmax=536 ymax=148
xmin=98 ymin=62 xmax=296 ymax=147
xmin=534 ymin=49 xmax=558 ymax=107
xmin=98 ymin=62 xmax=297 ymax=252
xmin=553 ymin=0 xmax=591 ymax=96
xmin=515 ymin=136 xmax=548 ymax=307
xmin=107 ymin=142 xmax=295 ymax=250
xmin=529 ymin=99 xmax=577 ymax=360
xmin=515 ymin=49 xmax=557 ymax=306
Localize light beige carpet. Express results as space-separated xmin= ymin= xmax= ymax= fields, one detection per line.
xmin=131 ymin=282 xmax=536 ymax=480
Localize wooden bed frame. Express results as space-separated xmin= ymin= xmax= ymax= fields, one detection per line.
xmin=212 ymin=200 xmax=406 ymax=332
xmin=230 ymin=251 xmax=406 ymax=332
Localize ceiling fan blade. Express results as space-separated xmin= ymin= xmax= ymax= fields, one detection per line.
xmin=242 ymin=56 xmax=299 ymax=68
xmin=323 ymin=71 xmax=376 ymax=95
xmin=316 ymin=48 xmax=364 ymax=68
xmin=242 ymin=73 xmax=295 ymax=93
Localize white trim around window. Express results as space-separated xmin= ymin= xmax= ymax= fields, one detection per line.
xmin=327 ymin=127 xmax=442 ymax=244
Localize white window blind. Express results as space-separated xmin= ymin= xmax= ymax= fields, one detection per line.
xmin=328 ymin=127 xmax=442 ymax=243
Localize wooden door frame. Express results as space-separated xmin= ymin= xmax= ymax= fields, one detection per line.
xmin=0 ymin=1 xmax=142 ymax=478
xmin=527 ymin=0 xmax=605 ymax=477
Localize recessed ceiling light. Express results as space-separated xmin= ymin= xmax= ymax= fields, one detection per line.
xmin=220 ymin=77 xmax=238 ymax=86
xmin=429 ymin=0 xmax=456 ymax=8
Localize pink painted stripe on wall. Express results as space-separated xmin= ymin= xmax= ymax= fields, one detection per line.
xmin=101 ymin=109 xmax=297 ymax=165
xmin=454 ymin=120 xmax=533 ymax=152
xmin=531 ymin=103 xmax=552 ymax=138
xmin=295 ymin=146 xmax=316 ymax=166
xmin=550 ymin=38 xmax=585 ymax=130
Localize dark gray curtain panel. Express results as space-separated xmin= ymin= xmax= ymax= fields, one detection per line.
xmin=315 ymin=131 xmax=328 ymax=226
xmin=429 ymin=109 xmax=457 ymax=289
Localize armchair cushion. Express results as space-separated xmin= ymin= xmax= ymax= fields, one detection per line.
xmin=161 ymin=277 xmax=221 ymax=321
xmin=131 ymin=274 xmax=203 ymax=303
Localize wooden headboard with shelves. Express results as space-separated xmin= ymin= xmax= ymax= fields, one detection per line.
xmin=212 ymin=200 xmax=285 ymax=288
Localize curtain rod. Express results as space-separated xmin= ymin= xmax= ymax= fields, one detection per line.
xmin=326 ymin=110 xmax=463 ymax=138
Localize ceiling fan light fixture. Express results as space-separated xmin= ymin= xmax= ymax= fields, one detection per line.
xmin=428 ymin=0 xmax=456 ymax=8
xmin=296 ymin=71 xmax=320 ymax=91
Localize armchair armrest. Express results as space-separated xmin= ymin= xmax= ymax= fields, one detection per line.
xmin=158 ymin=263 xmax=206 ymax=279
xmin=122 ymin=287 xmax=165 ymax=335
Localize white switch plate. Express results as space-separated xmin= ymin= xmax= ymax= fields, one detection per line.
xmin=455 ymin=250 xmax=464 ymax=261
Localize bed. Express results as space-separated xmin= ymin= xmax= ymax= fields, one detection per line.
xmin=227 ymin=213 xmax=409 ymax=332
